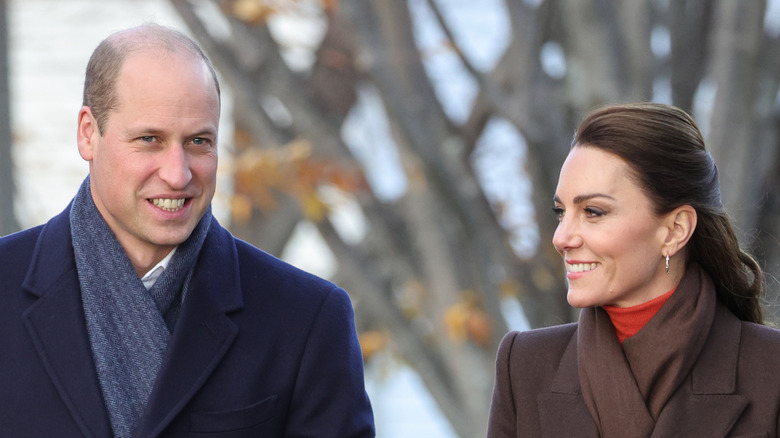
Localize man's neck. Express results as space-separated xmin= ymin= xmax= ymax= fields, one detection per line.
xmin=128 ymin=246 xmax=176 ymax=278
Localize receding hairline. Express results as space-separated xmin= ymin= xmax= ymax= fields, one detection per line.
xmin=103 ymin=24 xmax=218 ymax=87
xmin=82 ymin=23 xmax=221 ymax=133
xmin=106 ymin=24 xmax=203 ymax=58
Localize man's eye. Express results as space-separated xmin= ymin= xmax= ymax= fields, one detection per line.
xmin=191 ymin=137 xmax=214 ymax=147
xmin=140 ymin=136 xmax=155 ymax=142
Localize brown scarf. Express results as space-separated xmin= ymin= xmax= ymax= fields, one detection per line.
xmin=577 ymin=264 xmax=716 ymax=437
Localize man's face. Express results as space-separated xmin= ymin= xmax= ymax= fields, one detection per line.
xmin=77 ymin=49 xmax=220 ymax=269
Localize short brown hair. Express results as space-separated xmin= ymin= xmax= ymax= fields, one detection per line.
xmin=82 ymin=23 xmax=220 ymax=134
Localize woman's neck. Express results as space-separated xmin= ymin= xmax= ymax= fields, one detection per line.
xmin=602 ymin=288 xmax=676 ymax=343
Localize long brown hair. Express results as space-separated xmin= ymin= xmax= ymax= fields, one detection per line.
xmin=573 ymin=102 xmax=763 ymax=324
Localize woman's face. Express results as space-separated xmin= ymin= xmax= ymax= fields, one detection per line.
xmin=552 ymin=146 xmax=675 ymax=308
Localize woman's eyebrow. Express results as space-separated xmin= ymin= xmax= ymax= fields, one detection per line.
xmin=553 ymin=193 xmax=615 ymax=204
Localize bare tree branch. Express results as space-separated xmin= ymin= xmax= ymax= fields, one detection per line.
xmin=167 ymin=1 xmax=780 ymax=435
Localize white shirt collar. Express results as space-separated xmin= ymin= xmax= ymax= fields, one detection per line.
xmin=141 ymin=247 xmax=177 ymax=290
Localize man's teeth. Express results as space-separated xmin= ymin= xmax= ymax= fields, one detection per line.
xmin=567 ymin=262 xmax=599 ymax=273
xmin=152 ymin=198 xmax=185 ymax=212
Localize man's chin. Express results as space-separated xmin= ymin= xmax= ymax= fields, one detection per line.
xmin=150 ymin=227 xmax=197 ymax=248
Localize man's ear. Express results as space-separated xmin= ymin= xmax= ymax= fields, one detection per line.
xmin=663 ymin=205 xmax=697 ymax=257
xmin=77 ymin=106 xmax=99 ymax=161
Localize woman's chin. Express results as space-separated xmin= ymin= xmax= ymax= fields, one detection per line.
xmin=567 ymin=290 xmax=599 ymax=309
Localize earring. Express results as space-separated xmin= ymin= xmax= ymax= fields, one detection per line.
xmin=665 ymin=254 xmax=670 ymax=274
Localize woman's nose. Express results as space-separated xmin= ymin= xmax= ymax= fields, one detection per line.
xmin=552 ymin=216 xmax=580 ymax=253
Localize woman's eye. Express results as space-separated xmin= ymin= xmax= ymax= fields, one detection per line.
xmin=552 ymin=206 xmax=564 ymax=222
xmin=584 ymin=207 xmax=605 ymax=217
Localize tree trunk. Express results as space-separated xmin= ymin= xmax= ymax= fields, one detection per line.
xmin=706 ymin=0 xmax=767 ymax=235
xmin=168 ymin=0 xmax=780 ymax=435
xmin=0 ymin=0 xmax=18 ymax=236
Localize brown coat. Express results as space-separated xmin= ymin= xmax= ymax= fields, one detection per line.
xmin=488 ymin=304 xmax=780 ymax=437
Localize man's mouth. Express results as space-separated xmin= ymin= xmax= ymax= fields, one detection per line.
xmin=151 ymin=198 xmax=186 ymax=212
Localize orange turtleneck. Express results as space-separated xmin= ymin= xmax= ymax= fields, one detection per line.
xmin=602 ymin=288 xmax=675 ymax=343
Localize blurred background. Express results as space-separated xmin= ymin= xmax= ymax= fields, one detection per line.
xmin=2 ymin=0 xmax=780 ymax=436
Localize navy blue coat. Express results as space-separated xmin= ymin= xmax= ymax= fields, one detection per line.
xmin=0 ymin=206 xmax=375 ymax=437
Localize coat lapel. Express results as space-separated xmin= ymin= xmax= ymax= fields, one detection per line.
xmin=21 ymin=208 xmax=112 ymax=438
xmin=135 ymin=222 xmax=243 ymax=437
xmin=537 ymin=303 xmax=748 ymax=437
xmin=537 ymin=331 xmax=599 ymax=438
xmin=652 ymin=304 xmax=747 ymax=438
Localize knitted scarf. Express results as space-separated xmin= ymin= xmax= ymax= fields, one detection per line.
xmin=70 ymin=177 xmax=211 ymax=438
xmin=577 ymin=263 xmax=715 ymax=438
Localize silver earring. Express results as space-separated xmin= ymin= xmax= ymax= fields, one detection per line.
xmin=665 ymin=254 xmax=670 ymax=274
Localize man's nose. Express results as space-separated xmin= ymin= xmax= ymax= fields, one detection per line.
xmin=159 ymin=145 xmax=191 ymax=189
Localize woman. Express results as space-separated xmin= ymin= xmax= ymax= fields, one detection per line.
xmin=487 ymin=102 xmax=780 ymax=437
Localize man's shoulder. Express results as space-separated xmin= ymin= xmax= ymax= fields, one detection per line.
xmin=0 ymin=225 xmax=44 ymax=263
xmin=216 ymin=230 xmax=357 ymax=341
xmin=0 ymin=205 xmax=72 ymax=257
xmin=0 ymin=225 xmax=49 ymax=294
xmin=0 ymin=224 xmax=44 ymax=246
xmin=231 ymin=236 xmax=337 ymax=290
xmin=211 ymin=228 xmax=345 ymax=315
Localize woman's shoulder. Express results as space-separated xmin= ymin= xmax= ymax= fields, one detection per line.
xmin=501 ymin=322 xmax=577 ymax=348
xmin=740 ymin=320 xmax=780 ymax=356
xmin=493 ymin=323 xmax=579 ymax=403
xmin=731 ymin=321 xmax=780 ymax=420
xmin=498 ymin=323 xmax=577 ymax=366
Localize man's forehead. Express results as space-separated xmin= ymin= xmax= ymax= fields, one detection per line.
xmin=116 ymin=50 xmax=214 ymax=93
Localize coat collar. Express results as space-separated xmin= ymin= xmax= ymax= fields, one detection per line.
xmin=537 ymin=333 xmax=599 ymax=437
xmin=135 ymin=220 xmax=241 ymax=437
xmin=651 ymin=304 xmax=748 ymax=437
xmin=21 ymin=206 xmax=243 ymax=437
xmin=538 ymin=302 xmax=747 ymax=438
xmin=21 ymin=207 xmax=112 ymax=438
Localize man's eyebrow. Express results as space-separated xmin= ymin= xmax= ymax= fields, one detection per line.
xmin=194 ymin=129 xmax=218 ymax=137
xmin=553 ymin=193 xmax=615 ymax=204
xmin=124 ymin=127 xmax=170 ymax=138
xmin=124 ymin=127 xmax=217 ymax=137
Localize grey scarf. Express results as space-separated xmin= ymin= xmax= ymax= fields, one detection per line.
xmin=70 ymin=177 xmax=211 ymax=438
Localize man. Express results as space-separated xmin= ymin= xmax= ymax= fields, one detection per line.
xmin=0 ymin=24 xmax=374 ymax=437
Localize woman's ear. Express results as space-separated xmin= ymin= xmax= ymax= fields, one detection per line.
xmin=77 ymin=106 xmax=98 ymax=161
xmin=663 ymin=205 xmax=697 ymax=257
